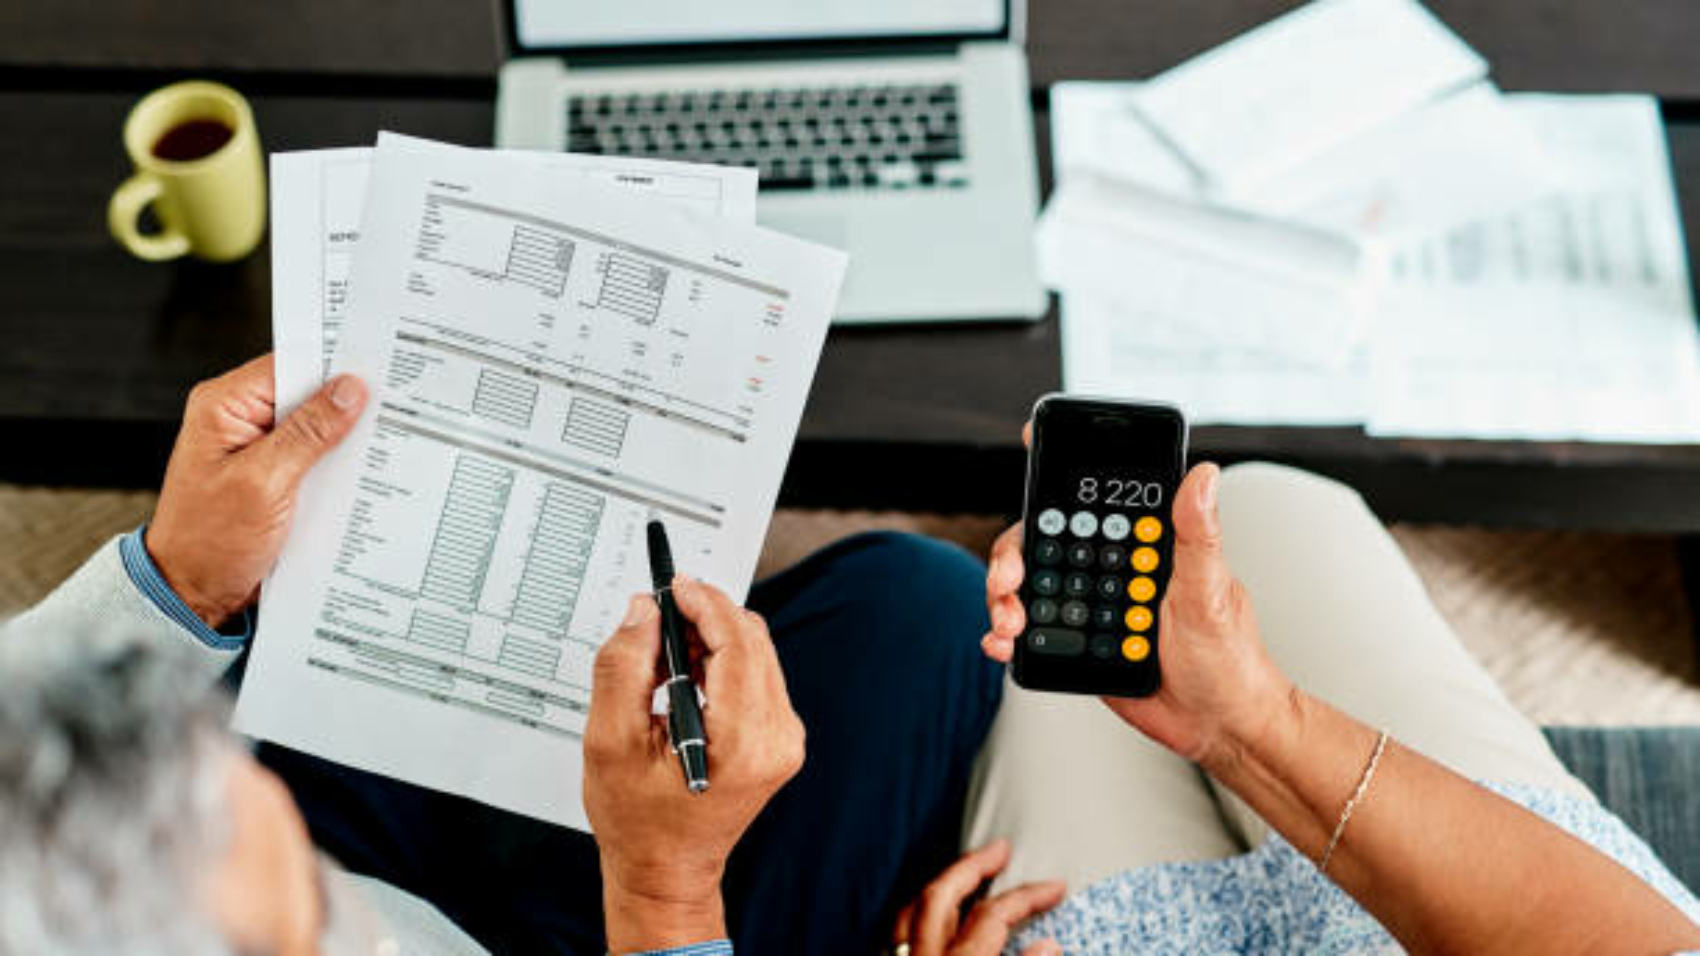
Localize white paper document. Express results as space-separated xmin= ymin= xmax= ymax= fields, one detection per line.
xmin=1044 ymin=90 xmax=1379 ymax=424
xmin=1369 ymin=95 xmax=1700 ymax=442
xmin=1049 ymin=82 xmax=1201 ymax=196
xmin=269 ymin=148 xmax=758 ymax=415
xmin=239 ymin=134 xmax=846 ymax=829
xmin=1133 ymin=0 xmax=1486 ymax=188
xmin=1037 ymin=174 xmax=1375 ymax=368
xmin=1051 ymin=81 xmax=1553 ymax=245
xmin=1061 ymin=294 xmax=1371 ymax=426
xmin=1233 ymin=83 xmax=1555 ymax=242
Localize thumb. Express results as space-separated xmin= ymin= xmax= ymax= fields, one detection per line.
xmin=1168 ymin=462 xmax=1230 ymax=599
xmin=259 ymin=374 xmax=368 ymax=490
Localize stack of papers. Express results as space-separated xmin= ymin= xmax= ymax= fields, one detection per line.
xmin=237 ymin=133 xmax=846 ymax=829
xmin=1042 ymin=0 xmax=1700 ymax=442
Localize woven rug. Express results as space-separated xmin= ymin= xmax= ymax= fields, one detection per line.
xmin=3 ymin=484 xmax=1695 ymax=726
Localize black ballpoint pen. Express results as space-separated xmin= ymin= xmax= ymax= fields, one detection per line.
xmin=646 ymin=518 xmax=710 ymax=794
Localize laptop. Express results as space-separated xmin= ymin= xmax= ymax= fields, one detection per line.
xmin=494 ymin=0 xmax=1047 ymax=324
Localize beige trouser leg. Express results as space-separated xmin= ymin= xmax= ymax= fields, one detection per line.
xmin=1207 ymin=463 xmax=1594 ymax=847
xmin=963 ymin=462 xmax=1594 ymax=890
xmin=963 ymin=678 xmax=1243 ymax=892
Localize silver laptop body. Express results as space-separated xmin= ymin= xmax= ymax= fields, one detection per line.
xmin=495 ymin=0 xmax=1046 ymax=324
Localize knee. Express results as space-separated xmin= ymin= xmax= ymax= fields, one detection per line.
xmin=1219 ymin=463 xmax=1373 ymax=524
xmin=822 ymin=530 xmax=987 ymax=607
xmin=798 ymin=531 xmax=992 ymax=657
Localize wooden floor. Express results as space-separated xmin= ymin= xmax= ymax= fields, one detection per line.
xmin=3 ymin=484 xmax=1695 ymax=726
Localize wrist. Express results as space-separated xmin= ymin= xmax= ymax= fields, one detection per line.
xmin=602 ymin=874 xmax=726 ymax=954
xmin=1202 ymin=677 xmax=1309 ymax=784
xmin=142 ymin=525 xmax=239 ymax=629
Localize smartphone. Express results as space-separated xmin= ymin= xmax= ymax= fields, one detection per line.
xmin=1012 ymin=395 xmax=1189 ymax=698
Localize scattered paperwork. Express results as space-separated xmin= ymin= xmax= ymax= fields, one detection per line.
xmin=1133 ymin=0 xmax=1486 ymax=189
xmin=1370 ymin=96 xmax=1700 ymax=441
xmin=1042 ymin=0 xmax=1700 ymax=442
xmin=1037 ymin=174 xmax=1374 ymax=369
xmin=243 ymin=133 xmax=846 ymax=829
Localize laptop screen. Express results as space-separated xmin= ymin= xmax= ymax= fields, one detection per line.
xmin=511 ymin=0 xmax=1008 ymax=51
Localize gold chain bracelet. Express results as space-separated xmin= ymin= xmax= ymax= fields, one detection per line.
xmin=1320 ymin=729 xmax=1390 ymax=873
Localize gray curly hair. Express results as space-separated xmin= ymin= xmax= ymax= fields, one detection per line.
xmin=0 ymin=623 xmax=235 ymax=955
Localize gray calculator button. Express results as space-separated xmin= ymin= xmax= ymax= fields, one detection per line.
xmin=1089 ymin=632 xmax=1118 ymax=659
xmin=1091 ymin=605 xmax=1118 ymax=629
xmin=1030 ymin=598 xmax=1059 ymax=624
xmin=1063 ymin=572 xmax=1092 ymax=598
xmin=1102 ymin=514 xmax=1131 ymax=541
xmin=1034 ymin=538 xmax=1064 ymax=565
xmin=1099 ymin=545 xmax=1128 ymax=571
xmin=1037 ymin=509 xmax=1067 ymax=535
xmin=1060 ymin=600 xmax=1090 ymax=627
xmin=1066 ymin=542 xmax=1095 ymax=568
xmin=1031 ymin=569 xmax=1062 ymax=596
xmin=1070 ymin=510 xmax=1099 ymax=538
xmin=1028 ymin=628 xmax=1086 ymax=656
xmin=1096 ymin=575 xmax=1122 ymax=600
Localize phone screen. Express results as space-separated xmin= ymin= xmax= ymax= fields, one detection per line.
xmin=1015 ymin=396 xmax=1187 ymax=697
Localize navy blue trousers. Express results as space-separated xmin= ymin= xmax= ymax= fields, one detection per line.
xmin=258 ymin=531 xmax=1004 ymax=954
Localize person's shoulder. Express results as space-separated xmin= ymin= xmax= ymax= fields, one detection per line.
xmin=2 ymin=532 xmax=241 ymax=683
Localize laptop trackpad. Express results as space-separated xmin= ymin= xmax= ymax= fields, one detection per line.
xmin=764 ymin=212 xmax=849 ymax=253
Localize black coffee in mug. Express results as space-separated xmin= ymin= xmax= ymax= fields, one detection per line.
xmin=151 ymin=118 xmax=235 ymax=162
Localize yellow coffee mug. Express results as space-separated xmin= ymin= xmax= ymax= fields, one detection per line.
xmin=108 ymin=81 xmax=266 ymax=263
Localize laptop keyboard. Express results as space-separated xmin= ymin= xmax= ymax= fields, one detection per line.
xmin=566 ymin=82 xmax=968 ymax=192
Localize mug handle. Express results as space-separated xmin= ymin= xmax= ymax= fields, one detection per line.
xmin=107 ymin=172 xmax=191 ymax=262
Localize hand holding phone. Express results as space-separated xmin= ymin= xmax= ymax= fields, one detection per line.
xmin=1011 ymin=395 xmax=1187 ymax=698
xmin=986 ymin=424 xmax=1298 ymax=765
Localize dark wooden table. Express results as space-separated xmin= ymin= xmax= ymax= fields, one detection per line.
xmin=6 ymin=1 xmax=1700 ymax=529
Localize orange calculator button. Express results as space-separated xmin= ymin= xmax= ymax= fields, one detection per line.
xmin=1131 ymin=547 xmax=1160 ymax=573
xmin=1135 ymin=516 xmax=1164 ymax=543
xmin=1127 ymin=576 xmax=1156 ymax=603
xmin=1121 ymin=635 xmax=1151 ymax=662
xmin=1124 ymin=606 xmax=1153 ymax=632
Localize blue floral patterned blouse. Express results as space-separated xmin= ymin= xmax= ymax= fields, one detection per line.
xmin=1011 ymin=783 xmax=1700 ymax=955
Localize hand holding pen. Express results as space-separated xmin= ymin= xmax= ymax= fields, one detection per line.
xmin=581 ymin=532 xmax=806 ymax=951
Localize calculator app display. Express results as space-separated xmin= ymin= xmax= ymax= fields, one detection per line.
xmin=1014 ymin=397 xmax=1186 ymax=698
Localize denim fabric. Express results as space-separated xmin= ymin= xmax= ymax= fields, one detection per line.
xmin=1543 ymin=726 xmax=1700 ymax=894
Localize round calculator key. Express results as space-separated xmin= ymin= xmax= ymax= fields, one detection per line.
xmin=1101 ymin=514 xmax=1131 ymax=541
xmin=1034 ymin=538 xmax=1064 ymax=566
xmin=1031 ymin=569 xmax=1062 ymax=597
xmin=1091 ymin=605 xmax=1118 ymax=630
xmin=1131 ymin=547 xmax=1160 ymax=573
xmin=1061 ymin=600 xmax=1091 ymax=628
xmin=1030 ymin=598 xmax=1059 ymax=625
xmin=1037 ymin=509 xmax=1067 ymax=536
xmin=1066 ymin=542 xmax=1096 ymax=568
xmin=1063 ymin=572 xmax=1093 ymax=598
xmin=1070 ymin=510 xmax=1099 ymax=538
xmin=1124 ymin=606 xmax=1153 ymax=632
xmin=1121 ymin=634 xmax=1152 ymax=662
xmin=1127 ymin=575 xmax=1157 ymax=603
xmin=1089 ymin=633 xmax=1118 ymax=659
xmin=1095 ymin=575 xmax=1121 ymax=600
xmin=1135 ymin=516 xmax=1164 ymax=543
xmin=1099 ymin=545 xmax=1128 ymax=571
